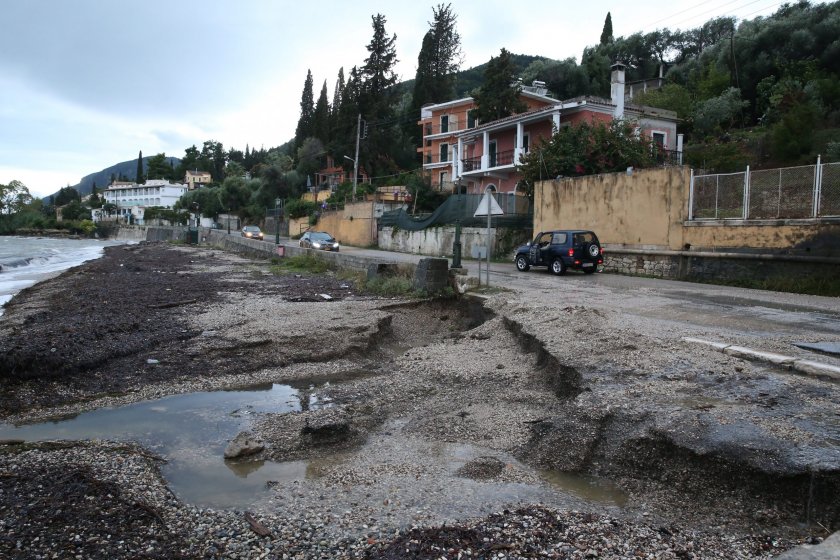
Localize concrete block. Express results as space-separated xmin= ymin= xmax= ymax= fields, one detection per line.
xmin=681 ymin=337 xmax=730 ymax=351
xmin=792 ymin=360 xmax=840 ymax=382
xmin=723 ymin=346 xmax=795 ymax=366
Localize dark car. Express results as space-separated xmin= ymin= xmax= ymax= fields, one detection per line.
xmin=514 ymin=230 xmax=603 ymax=275
xmin=300 ymin=231 xmax=340 ymax=252
xmin=241 ymin=225 xmax=264 ymax=240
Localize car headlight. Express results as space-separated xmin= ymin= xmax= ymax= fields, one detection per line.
xmin=333 ymin=243 xmax=339 ymax=248
xmin=313 ymin=242 xmax=322 ymax=248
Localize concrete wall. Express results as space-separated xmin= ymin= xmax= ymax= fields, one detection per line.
xmin=114 ymin=225 xmax=187 ymax=242
xmin=378 ymin=226 xmax=532 ymax=260
xmin=290 ymin=201 xmax=377 ymax=247
xmin=534 ymin=167 xmax=840 ymax=257
xmin=534 ymin=166 xmax=689 ymax=250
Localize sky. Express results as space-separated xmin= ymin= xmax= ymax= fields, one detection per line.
xmin=1 ymin=0 xmax=796 ymax=198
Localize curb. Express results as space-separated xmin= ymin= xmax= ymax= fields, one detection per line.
xmin=682 ymin=337 xmax=840 ymax=382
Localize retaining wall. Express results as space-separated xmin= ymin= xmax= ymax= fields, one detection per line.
xmin=378 ymin=226 xmax=531 ymax=259
xmin=605 ymin=247 xmax=840 ymax=283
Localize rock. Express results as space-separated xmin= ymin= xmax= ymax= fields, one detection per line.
xmin=774 ymin=533 xmax=840 ymax=560
xmin=224 ymin=431 xmax=265 ymax=459
xmin=301 ymin=410 xmax=351 ymax=444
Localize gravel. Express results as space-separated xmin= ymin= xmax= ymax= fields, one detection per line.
xmin=1 ymin=242 xmax=835 ymax=559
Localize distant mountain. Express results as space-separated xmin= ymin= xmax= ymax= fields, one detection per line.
xmin=46 ymin=156 xmax=180 ymax=200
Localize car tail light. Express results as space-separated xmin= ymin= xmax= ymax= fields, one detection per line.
xmin=568 ymin=248 xmax=574 ymax=257
xmin=574 ymin=260 xmax=581 ymax=265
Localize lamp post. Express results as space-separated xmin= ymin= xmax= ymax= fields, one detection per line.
xmin=343 ymin=155 xmax=358 ymax=200
xmin=452 ymin=180 xmax=463 ymax=269
xmin=274 ymin=198 xmax=282 ymax=245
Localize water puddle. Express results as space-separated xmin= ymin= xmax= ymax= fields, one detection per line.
xmin=540 ymin=470 xmax=628 ymax=506
xmin=0 ymin=382 xmax=332 ymax=509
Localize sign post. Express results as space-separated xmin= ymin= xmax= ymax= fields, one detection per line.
xmin=473 ymin=189 xmax=504 ymax=288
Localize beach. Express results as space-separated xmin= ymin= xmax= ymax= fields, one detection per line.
xmin=0 ymin=241 xmax=835 ymax=559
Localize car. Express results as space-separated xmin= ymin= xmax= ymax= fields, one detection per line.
xmin=300 ymin=231 xmax=340 ymax=252
xmin=514 ymin=230 xmax=603 ymax=275
xmin=241 ymin=225 xmax=264 ymax=240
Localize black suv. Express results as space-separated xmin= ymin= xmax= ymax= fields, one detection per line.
xmin=514 ymin=230 xmax=603 ymax=275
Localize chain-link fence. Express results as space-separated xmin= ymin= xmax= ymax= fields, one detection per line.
xmin=691 ymin=160 xmax=840 ymax=220
xmin=379 ymin=193 xmax=532 ymax=231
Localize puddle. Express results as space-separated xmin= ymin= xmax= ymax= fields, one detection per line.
xmin=0 ymin=383 xmax=333 ymax=509
xmin=540 ymin=470 xmax=629 ymax=506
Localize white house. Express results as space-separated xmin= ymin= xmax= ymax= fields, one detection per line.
xmin=102 ymin=179 xmax=188 ymax=224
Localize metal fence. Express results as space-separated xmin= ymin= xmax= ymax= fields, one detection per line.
xmin=690 ymin=158 xmax=840 ymax=220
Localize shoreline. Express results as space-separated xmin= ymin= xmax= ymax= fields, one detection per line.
xmin=0 ymin=241 xmax=834 ymax=558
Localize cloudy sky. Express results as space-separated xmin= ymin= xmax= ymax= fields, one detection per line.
xmin=1 ymin=0 xmax=791 ymax=197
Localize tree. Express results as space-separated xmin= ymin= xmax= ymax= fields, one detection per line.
xmin=135 ymin=150 xmax=144 ymax=183
xmin=296 ymin=137 xmax=325 ymax=179
xmin=54 ymin=186 xmax=81 ymax=207
xmin=146 ymin=153 xmax=173 ymax=180
xmin=471 ymin=48 xmax=526 ymax=123
xmin=358 ymin=13 xmax=401 ymax=177
xmin=295 ymin=69 xmax=315 ymax=149
xmin=313 ymin=80 xmax=330 ymax=144
xmin=600 ymin=12 xmax=614 ymax=45
xmin=518 ymin=120 xmax=656 ymax=196
xmin=410 ymin=4 xmax=462 ymax=143
xmin=0 ymin=180 xmax=33 ymax=214
xmin=412 ymin=4 xmax=461 ymax=107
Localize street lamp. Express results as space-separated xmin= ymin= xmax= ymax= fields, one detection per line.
xmin=274 ymin=198 xmax=282 ymax=245
xmin=343 ymin=155 xmax=358 ymax=199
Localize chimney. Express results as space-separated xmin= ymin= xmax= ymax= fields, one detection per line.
xmin=610 ymin=62 xmax=626 ymax=119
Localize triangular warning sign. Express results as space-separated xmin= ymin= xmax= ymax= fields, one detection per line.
xmin=473 ymin=192 xmax=504 ymax=217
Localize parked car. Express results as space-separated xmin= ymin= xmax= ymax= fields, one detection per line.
xmin=300 ymin=231 xmax=340 ymax=252
xmin=241 ymin=225 xmax=264 ymax=240
xmin=514 ymin=230 xmax=603 ymax=275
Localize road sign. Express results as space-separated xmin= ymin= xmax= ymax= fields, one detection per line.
xmin=473 ymin=192 xmax=504 ymax=217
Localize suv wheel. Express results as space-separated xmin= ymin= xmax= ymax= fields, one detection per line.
xmin=586 ymin=243 xmax=600 ymax=258
xmin=550 ymin=258 xmax=566 ymax=276
xmin=515 ymin=255 xmax=530 ymax=272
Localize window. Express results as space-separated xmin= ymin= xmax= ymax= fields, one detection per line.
xmin=440 ymin=143 xmax=449 ymax=163
xmin=652 ymin=131 xmax=666 ymax=147
xmin=439 ymin=171 xmax=448 ymax=189
xmin=488 ymin=141 xmax=497 ymax=167
xmin=551 ymin=232 xmax=568 ymax=245
xmin=523 ymin=133 xmax=530 ymax=153
xmin=467 ymin=112 xmax=476 ymax=129
xmin=440 ymin=115 xmax=449 ymax=134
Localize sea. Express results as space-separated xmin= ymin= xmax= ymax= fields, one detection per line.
xmin=0 ymin=236 xmax=126 ymax=316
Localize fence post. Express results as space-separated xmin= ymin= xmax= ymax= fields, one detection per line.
xmin=688 ymin=168 xmax=695 ymax=220
xmin=743 ymin=165 xmax=750 ymax=219
xmin=813 ymin=155 xmax=822 ymax=218
xmin=715 ymin=174 xmax=720 ymax=219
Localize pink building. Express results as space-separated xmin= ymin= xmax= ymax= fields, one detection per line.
xmin=419 ymin=63 xmax=682 ymax=194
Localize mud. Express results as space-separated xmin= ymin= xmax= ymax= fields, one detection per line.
xmin=0 ymin=241 xmax=837 ymax=558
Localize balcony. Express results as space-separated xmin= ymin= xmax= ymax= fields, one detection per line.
xmin=460 ymin=149 xmax=516 ymax=175
xmin=422 ymin=152 xmax=454 ymax=166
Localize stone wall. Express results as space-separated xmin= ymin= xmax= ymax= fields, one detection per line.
xmin=605 ymin=248 xmax=840 ymax=283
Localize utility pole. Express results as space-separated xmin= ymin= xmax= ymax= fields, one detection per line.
xmin=353 ymin=113 xmax=361 ymax=199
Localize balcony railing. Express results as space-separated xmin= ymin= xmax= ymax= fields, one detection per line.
xmin=423 ymin=152 xmax=453 ymax=165
xmin=460 ymin=149 xmax=516 ymax=173
xmin=422 ymin=120 xmax=476 ymax=136
xmin=653 ymin=148 xmax=683 ymax=166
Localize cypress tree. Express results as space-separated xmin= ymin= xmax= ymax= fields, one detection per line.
xmin=313 ymin=80 xmax=330 ymax=144
xmin=600 ymin=12 xmax=614 ymax=45
xmin=135 ymin=150 xmax=144 ymax=184
xmin=295 ymin=70 xmax=315 ymax=148
xmin=471 ymin=48 xmax=526 ymax=123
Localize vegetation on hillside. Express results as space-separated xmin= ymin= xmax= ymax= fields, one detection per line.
xmin=7 ymin=1 xmax=839 ymax=234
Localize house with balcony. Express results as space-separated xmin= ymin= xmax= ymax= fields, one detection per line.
xmin=185 ymin=169 xmax=212 ymax=190
xmin=417 ymin=81 xmax=558 ymax=192
xmin=420 ymin=63 xmax=682 ymax=195
xmin=102 ymin=179 xmax=188 ymax=224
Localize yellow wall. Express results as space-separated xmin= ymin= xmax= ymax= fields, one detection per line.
xmin=535 ymin=167 xmax=689 ymax=250
xmin=534 ymin=167 xmax=840 ymax=253
xmin=291 ymin=201 xmax=376 ymax=247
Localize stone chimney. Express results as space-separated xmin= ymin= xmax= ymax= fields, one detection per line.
xmin=610 ymin=62 xmax=626 ymax=119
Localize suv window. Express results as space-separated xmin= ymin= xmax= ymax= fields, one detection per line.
xmin=573 ymin=232 xmax=596 ymax=245
xmin=551 ymin=232 xmax=568 ymax=245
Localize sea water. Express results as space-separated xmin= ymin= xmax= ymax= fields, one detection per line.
xmin=0 ymin=236 xmax=124 ymax=315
